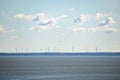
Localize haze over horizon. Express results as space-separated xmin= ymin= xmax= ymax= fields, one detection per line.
xmin=0 ymin=0 xmax=120 ymax=52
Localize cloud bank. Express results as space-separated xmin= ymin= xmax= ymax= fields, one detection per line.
xmin=0 ymin=25 xmax=16 ymax=33
xmin=73 ymin=13 xmax=117 ymax=34
xmin=15 ymin=12 xmax=118 ymax=34
xmin=15 ymin=13 xmax=67 ymax=31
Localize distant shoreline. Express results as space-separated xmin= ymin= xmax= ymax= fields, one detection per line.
xmin=0 ymin=52 xmax=120 ymax=56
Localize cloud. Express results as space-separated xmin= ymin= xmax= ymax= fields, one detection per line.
xmin=33 ymin=13 xmax=45 ymax=21
xmin=95 ymin=13 xmax=112 ymax=19
xmin=73 ymin=12 xmax=118 ymax=34
xmin=74 ymin=14 xmax=89 ymax=25
xmin=29 ymin=26 xmax=51 ymax=31
xmin=104 ymin=26 xmax=117 ymax=33
xmin=72 ymin=27 xmax=85 ymax=33
xmin=29 ymin=25 xmax=58 ymax=31
xmin=36 ymin=15 xmax=67 ymax=26
xmin=99 ymin=17 xmax=116 ymax=26
xmin=74 ymin=13 xmax=113 ymax=26
xmin=88 ymin=27 xmax=98 ymax=32
xmin=37 ymin=19 xmax=55 ymax=26
xmin=15 ymin=13 xmax=47 ymax=21
xmin=72 ymin=26 xmax=118 ymax=34
xmin=72 ymin=27 xmax=100 ymax=33
xmin=0 ymin=25 xmax=16 ymax=33
xmin=0 ymin=25 xmax=5 ymax=33
xmin=15 ymin=13 xmax=67 ymax=31
xmin=31 ymin=15 xmax=66 ymax=31
xmin=15 ymin=14 xmax=34 ymax=21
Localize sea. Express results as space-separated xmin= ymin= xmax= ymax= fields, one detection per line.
xmin=0 ymin=52 xmax=120 ymax=80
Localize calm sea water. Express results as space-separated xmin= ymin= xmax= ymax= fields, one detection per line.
xmin=0 ymin=54 xmax=120 ymax=80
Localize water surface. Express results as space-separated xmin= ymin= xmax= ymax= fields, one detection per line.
xmin=0 ymin=54 xmax=120 ymax=80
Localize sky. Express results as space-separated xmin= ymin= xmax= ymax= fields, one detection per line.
xmin=0 ymin=0 xmax=120 ymax=52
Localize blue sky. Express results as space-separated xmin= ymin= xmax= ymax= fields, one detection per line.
xmin=0 ymin=0 xmax=120 ymax=52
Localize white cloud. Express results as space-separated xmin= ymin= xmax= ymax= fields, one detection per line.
xmin=72 ymin=27 xmax=85 ymax=33
xmin=0 ymin=25 xmax=16 ymax=33
xmin=30 ymin=26 xmax=50 ymax=31
xmin=15 ymin=14 xmax=34 ymax=21
xmin=72 ymin=27 xmax=100 ymax=33
xmin=15 ymin=13 xmax=67 ymax=31
xmin=99 ymin=17 xmax=116 ymax=26
xmin=33 ymin=13 xmax=45 ymax=21
xmin=29 ymin=26 xmax=50 ymax=31
xmin=74 ymin=14 xmax=89 ymax=25
xmin=15 ymin=13 xmax=67 ymax=23
xmin=73 ymin=13 xmax=117 ymax=34
xmin=104 ymin=26 xmax=117 ymax=33
xmin=0 ymin=25 xmax=5 ymax=33
xmin=74 ymin=13 xmax=113 ymax=26
xmin=88 ymin=27 xmax=97 ymax=32
xmin=80 ymin=14 xmax=88 ymax=22
xmin=108 ymin=17 xmax=116 ymax=24
xmin=29 ymin=25 xmax=59 ymax=31
xmin=72 ymin=26 xmax=118 ymax=34
xmin=37 ymin=19 xmax=56 ymax=26
xmin=36 ymin=15 xmax=67 ymax=26
xmin=15 ymin=13 xmax=47 ymax=21
xmin=95 ymin=13 xmax=104 ymax=19
xmin=95 ymin=13 xmax=112 ymax=19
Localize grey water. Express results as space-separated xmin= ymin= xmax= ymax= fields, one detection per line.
xmin=0 ymin=55 xmax=120 ymax=80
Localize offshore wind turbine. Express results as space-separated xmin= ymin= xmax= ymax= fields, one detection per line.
xmin=15 ymin=48 xmax=17 ymax=53
xmin=21 ymin=47 xmax=23 ymax=53
xmin=96 ymin=47 xmax=98 ymax=53
xmin=72 ymin=46 xmax=74 ymax=52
